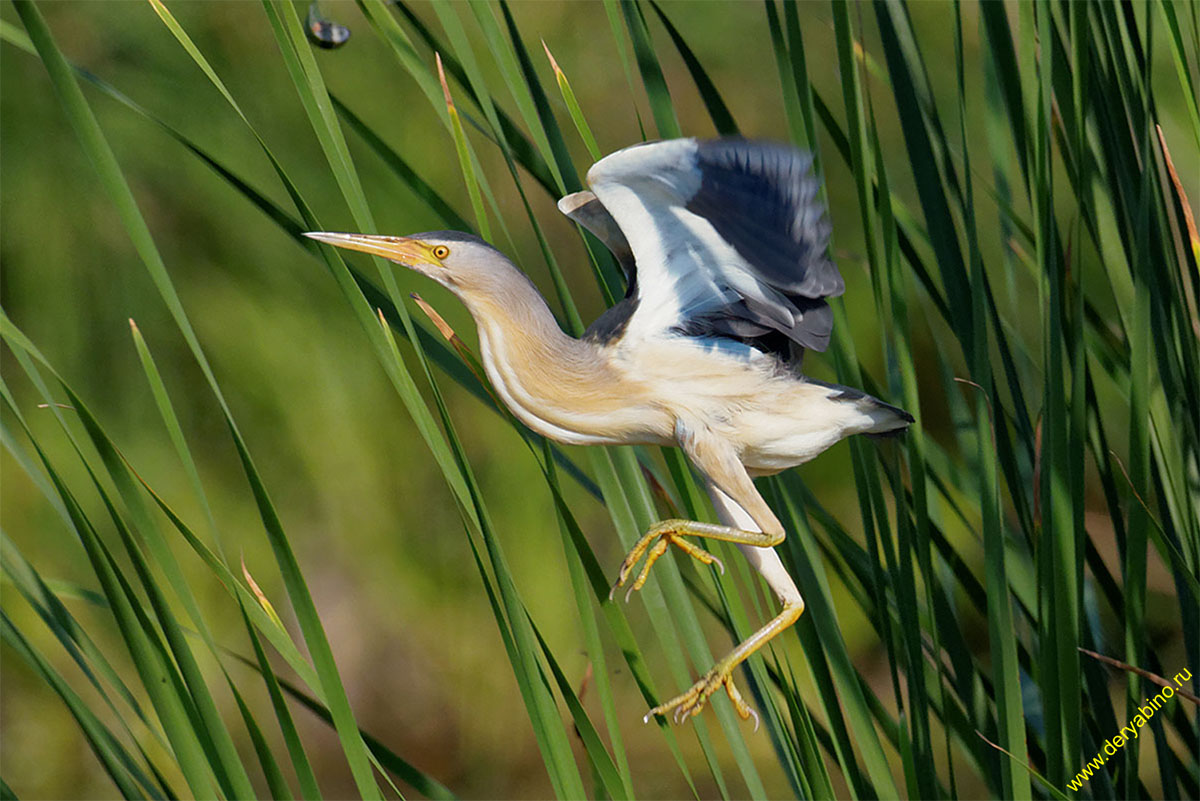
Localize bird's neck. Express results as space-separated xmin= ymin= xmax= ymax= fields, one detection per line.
xmin=458 ymin=273 xmax=634 ymax=445
xmin=462 ymin=271 xmax=589 ymax=367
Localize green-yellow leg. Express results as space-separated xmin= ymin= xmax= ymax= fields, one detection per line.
xmin=609 ymin=519 xmax=782 ymax=601
xmin=646 ymin=601 xmax=804 ymax=728
xmin=610 ymin=518 xmax=796 ymax=726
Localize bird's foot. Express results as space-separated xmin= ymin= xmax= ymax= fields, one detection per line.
xmin=643 ymin=659 xmax=759 ymax=730
xmin=609 ymin=520 xmax=725 ymax=602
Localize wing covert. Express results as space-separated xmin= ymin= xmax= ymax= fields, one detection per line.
xmin=557 ymin=190 xmax=636 ymax=282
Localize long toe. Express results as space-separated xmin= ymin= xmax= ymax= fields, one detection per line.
xmin=644 ymin=664 xmax=732 ymax=725
xmin=612 ymin=521 xmax=725 ymax=602
xmin=723 ymin=676 xmax=759 ymax=730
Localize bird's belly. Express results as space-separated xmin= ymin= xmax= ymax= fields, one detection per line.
xmin=738 ymin=428 xmax=848 ymax=474
xmin=505 ymin=400 xmax=671 ymax=447
xmin=681 ymin=375 xmax=866 ymax=474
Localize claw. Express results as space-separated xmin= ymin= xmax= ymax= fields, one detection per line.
xmin=724 ymin=675 xmax=760 ymax=729
xmin=615 ymin=521 xmax=802 ymax=731
xmin=610 ymin=522 xmax=725 ymax=602
xmin=643 ymin=661 xmax=758 ymax=728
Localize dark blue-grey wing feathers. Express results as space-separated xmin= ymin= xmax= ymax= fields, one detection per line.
xmin=680 ymin=139 xmax=841 ymax=354
xmin=687 ymin=139 xmax=842 ymax=299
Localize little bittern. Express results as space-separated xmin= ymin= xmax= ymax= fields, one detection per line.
xmin=308 ymin=137 xmax=912 ymax=726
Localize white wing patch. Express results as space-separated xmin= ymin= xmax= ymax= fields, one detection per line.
xmin=588 ymin=140 xmax=779 ymax=343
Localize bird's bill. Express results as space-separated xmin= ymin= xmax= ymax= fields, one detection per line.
xmin=304 ymin=232 xmax=439 ymax=267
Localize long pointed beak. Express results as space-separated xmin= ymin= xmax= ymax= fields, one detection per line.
xmin=304 ymin=232 xmax=434 ymax=267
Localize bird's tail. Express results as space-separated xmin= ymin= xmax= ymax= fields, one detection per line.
xmin=807 ymin=378 xmax=915 ymax=438
xmin=860 ymin=395 xmax=915 ymax=439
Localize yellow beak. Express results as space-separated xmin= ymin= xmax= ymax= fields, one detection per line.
xmin=304 ymin=232 xmax=438 ymax=268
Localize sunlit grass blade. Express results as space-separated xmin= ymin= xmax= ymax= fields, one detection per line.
xmin=538 ymin=40 xmax=627 ymax=302
xmin=542 ymin=42 xmax=601 ymax=161
xmin=462 ymin=2 xmax=570 ymax=193
xmin=646 ymin=2 xmax=738 ymax=136
xmin=612 ymin=0 xmax=680 ymax=139
xmin=372 ymin=0 xmax=559 ymax=196
xmin=237 ymin=603 xmax=324 ymax=800
xmin=427 ymin=5 xmax=585 ymax=329
xmin=434 ymin=51 xmax=494 ymax=240
xmin=228 ymin=682 xmax=292 ymax=801
xmin=332 ymin=95 xmax=474 ymax=232
xmin=528 ymin=618 xmax=628 ymax=800
xmin=496 ymin=0 xmax=631 ymax=299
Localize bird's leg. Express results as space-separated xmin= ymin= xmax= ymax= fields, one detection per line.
xmin=647 ymin=601 xmax=804 ymax=726
xmin=610 ymin=516 xmax=796 ymax=725
xmin=623 ymin=428 xmax=807 ymax=726
xmin=643 ymin=485 xmax=806 ymax=726
xmin=612 ymin=511 xmax=787 ymax=591
xmin=609 ymin=519 xmax=780 ymax=601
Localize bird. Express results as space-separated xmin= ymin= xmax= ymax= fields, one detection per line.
xmin=306 ymin=137 xmax=913 ymax=726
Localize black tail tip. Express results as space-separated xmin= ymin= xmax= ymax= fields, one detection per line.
xmin=863 ymin=403 xmax=914 ymax=440
xmin=866 ymin=427 xmax=910 ymax=441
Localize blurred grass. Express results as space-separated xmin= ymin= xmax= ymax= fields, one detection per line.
xmin=1 ymin=1 xmax=1198 ymax=799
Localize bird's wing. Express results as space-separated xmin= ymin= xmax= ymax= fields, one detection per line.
xmin=557 ymin=190 xmax=636 ymax=283
xmin=579 ymin=137 xmax=842 ymax=355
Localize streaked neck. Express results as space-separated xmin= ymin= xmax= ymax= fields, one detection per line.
xmin=459 ymin=273 xmax=629 ymax=445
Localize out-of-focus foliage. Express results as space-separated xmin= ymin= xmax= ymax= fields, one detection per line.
xmin=1 ymin=1 xmax=1197 ymax=799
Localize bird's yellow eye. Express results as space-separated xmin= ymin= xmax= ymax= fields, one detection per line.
xmin=431 ymin=245 xmax=451 ymax=260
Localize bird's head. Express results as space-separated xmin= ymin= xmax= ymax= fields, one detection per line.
xmin=304 ymin=230 xmax=511 ymax=297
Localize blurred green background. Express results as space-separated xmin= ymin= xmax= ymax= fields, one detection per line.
xmin=2 ymin=1 xmax=1196 ymax=798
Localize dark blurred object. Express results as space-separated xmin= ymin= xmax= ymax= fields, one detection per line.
xmin=305 ymin=1 xmax=350 ymax=49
